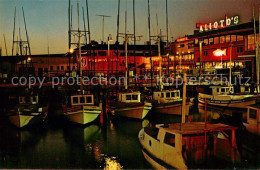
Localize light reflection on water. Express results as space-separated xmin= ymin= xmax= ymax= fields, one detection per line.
xmin=0 ymin=105 xmax=259 ymax=169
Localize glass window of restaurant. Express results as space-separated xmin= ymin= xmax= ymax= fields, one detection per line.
xmin=204 ymin=39 xmax=209 ymax=45
xmin=247 ymin=34 xmax=255 ymax=51
xmin=220 ymin=36 xmax=225 ymax=43
xmin=231 ymin=35 xmax=236 ymax=42
xmin=209 ymin=38 xmax=213 ymax=44
xmin=214 ymin=37 xmax=219 ymax=44
xmin=237 ymin=35 xmax=244 ymax=41
xmin=225 ymin=35 xmax=230 ymax=43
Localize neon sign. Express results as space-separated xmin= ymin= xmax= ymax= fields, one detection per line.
xmin=197 ymin=15 xmax=239 ymax=32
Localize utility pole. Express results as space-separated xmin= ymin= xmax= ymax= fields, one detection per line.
xmin=96 ymin=15 xmax=111 ymax=44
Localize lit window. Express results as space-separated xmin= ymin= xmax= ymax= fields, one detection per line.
xmin=237 ymin=35 xmax=244 ymax=41
xmin=204 ymin=39 xmax=209 ymax=45
xmin=248 ymin=34 xmax=255 ymax=51
xmin=226 ymin=35 xmax=230 ymax=43
xmin=214 ymin=37 xmax=219 ymax=44
xmin=209 ymin=38 xmax=213 ymax=44
xmin=231 ymin=35 xmax=236 ymax=42
xmin=220 ymin=36 xmax=225 ymax=43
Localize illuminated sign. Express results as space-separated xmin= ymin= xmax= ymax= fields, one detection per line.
xmin=197 ymin=15 xmax=239 ymax=32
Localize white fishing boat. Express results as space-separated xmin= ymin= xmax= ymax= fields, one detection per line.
xmin=9 ymin=95 xmax=48 ymax=128
xmin=138 ymin=122 xmax=240 ymax=169
xmin=63 ymin=93 xmax=102 ymax=125
xmin=198 ymin=86 xmax=257 ymax=108
xmin=152 ymin=90 xmax=190 ymax=115
xmin=109 ymin=91 xmax=152 ymax=120
xmin=244 ymin=104 xmax=260 ymax=135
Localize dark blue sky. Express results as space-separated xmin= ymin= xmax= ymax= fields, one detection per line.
xmin=0 ymin=0 xmax=260 ymax=55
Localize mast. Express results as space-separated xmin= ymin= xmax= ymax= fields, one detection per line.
xmin=116 ymin=0 xmax=120 ymax=87
xmin=166 ymin=0 xmax=169 ymax=75
xmin=125 ymin=4 xmax=128 ymax=90
xmin=253 ymin=6 xmax=259 ymax=91
xmin=12 ymin=7 xmax=16 ymax=57
xmin=86 ymin=0 xmax=91 ymax=43
xmin=133 ymin=0 xmax=137 ymax=88
xmin=3 ymin=34 xmax=8 ymax=56
xmin=181 ymin=73 xmax=187 ymax=124
xmin=68 ymin=0 xmax=71 ymax=76
xmin=82 ymin=7 xmax=88 ymax=44
xmin=77 ymin=1 xmax=83 ymax=91
xmin=148 ymin=0 xmax=153 ymax=91
xmin=158 ymin=31 xmax=162 ymax=91
xmin=22 ymin=7 xmax=31 ymax=56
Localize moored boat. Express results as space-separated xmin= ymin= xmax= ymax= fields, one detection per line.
xmin=108 ymin=91 xmax=152 ymax=120
xmin=63 ymin=92 xmax=102 ymax=125
xmin=199 ymin=86 xmax=258 ymax=108
xmin=9 ymin=95 xmax=48 ymax=128
xmin=152 ymin=90 xmax=190 ymax=115
xmin=138 ymin=122 xmax=240 ymax=169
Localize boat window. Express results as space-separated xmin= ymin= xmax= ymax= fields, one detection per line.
xmin=176 ymin=91 xmax=180 ymax=97
xmin=86 ymin=96 xmax=92 ymax=103
xmin=166 ymin=92 xmax=170 ymax=98
xmin=221 ymin=88 xmax=225 ymax=93
xmin=171 ymin=92 xmax=175 ymax=97
xmin=164 ymin=132 xmax=175 ymax=147
xmin=19 ymin=97 xmax=24 ymax=103
xmin=161 ymin=93 xmax=164 ymax=98
xmin=249 ymin=109 xmax=257 ymax=119
xmin=73 ymin=97 xmax=79 ymax=104
xmin=80 ymin=97 xmax=85 ymax=103
xmin=144 ymin=127 xmax=159 ymax=139
xmin=132 ymin=95 xmax=138 ymax=100
xmin=126 ymin=95 xmax=131 ymax=100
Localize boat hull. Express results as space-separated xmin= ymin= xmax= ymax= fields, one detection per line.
xmin=9 ymin=113 xmax=46 ymax=128
xmin=153 ymin=102 xmax=189 ymax=115
xmin=113 ymin=103 xmax=152 ymax=120
xmin=65 ymin=108 xmax=102 ymax=125
xmin=198 ymin=93 xmax=256 ymax=108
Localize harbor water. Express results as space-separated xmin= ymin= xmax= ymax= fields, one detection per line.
xmin=0 ymin=106 xmax=259 ymax=169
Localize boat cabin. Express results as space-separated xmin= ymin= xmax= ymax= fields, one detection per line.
xmin=118 ymin=91 xmax=141 ymax=103
xmin=71 ymin=94 xmax=94 ymax=106
xmin=245 ymin=104 xmax=260 ymax=134
xmin=210 ymin=86 xmax=234 ymax=95
xmin=19 ymin=95 xmax=38 ymax=104
xmin=140 ymin=122 xmax=239 ymax=169
xmin=153 ymin=90 xmax=181 ymax=103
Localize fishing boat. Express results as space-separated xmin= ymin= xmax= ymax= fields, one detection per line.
xmin=152 ymin=90 xmax=190 ymax=115
xmin=138 ymin=122 xmax=240 ymax=169
xmin=9 ymin=95 xmax=48 ymax=128
xmin=198 ymin=86 xmax=258 ymax=108
xmin=108 ymin=91 xmax=152 ymax=120
xmin=244 ymin=104 xmax=260 ymax=135
xmin=63 ymin=92 xmax=102 ymax=125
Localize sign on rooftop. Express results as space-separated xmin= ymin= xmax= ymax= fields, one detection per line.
xmin=196 ymin=15 xmax=239 ymax=32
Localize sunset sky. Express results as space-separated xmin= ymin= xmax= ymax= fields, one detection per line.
xmin=0 ymin=0 xmax=260 ymax=55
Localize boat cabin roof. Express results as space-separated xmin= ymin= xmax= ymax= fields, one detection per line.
xmin=156 ymin=122 xmax=236 ymax=135
xmin=248 ymin=104 xmax=260 ymax=110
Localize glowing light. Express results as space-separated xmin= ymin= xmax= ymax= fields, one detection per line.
xmin=69 ymin=48 xmax=74 ymax=53
xmin=213 ymin=49 xmax=226 ymax=56
xmin=27 ymin=57 xmax=31 ymax=62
